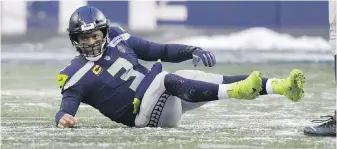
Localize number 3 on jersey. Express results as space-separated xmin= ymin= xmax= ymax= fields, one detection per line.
xmin=107 ymin=57 xmax=144 ymax=91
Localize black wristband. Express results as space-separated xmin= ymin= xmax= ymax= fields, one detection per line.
xmin=179 ymin=46 xmax=198 ymax=59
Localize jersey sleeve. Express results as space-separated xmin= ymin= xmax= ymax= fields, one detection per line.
xmin=57 ymin=57 xmax=93 ymax=92
xmin=55 ymin=89 xmax=82 ymax=125
xmin=109 ymin=26 xmax=196 ymax=62
xmin=55 ymin=57 xmax=94 ymax=126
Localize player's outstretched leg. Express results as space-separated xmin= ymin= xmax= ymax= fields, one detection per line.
xmin=268 ymin=69 xmax=305 ymax=101
xmin=223 ymin=75 xmax=269 ymax=95
xmin=164 ymin=71 xmax=263 ymax=102
xmin=223 ymin=69 xmax=305 ymax=101
xmin=226 ymin=71 xmax=262 ymax=100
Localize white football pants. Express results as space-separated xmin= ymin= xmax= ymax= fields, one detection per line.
xmin=134 ymin=70 xmax=223 ymax=128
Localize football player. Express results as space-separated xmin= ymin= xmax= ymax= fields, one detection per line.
xmin=56 ymin=6 xmax=305 ymax=128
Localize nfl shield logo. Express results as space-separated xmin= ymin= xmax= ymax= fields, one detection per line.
xmin=104 ymin=55 xmax=111 ymax=61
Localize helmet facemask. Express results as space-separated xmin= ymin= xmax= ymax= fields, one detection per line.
xmin=70 ymin=24 xmax=109 ymax=61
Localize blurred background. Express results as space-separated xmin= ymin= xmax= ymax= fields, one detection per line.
xmin=1 ymin=1 xmax=333 ymax=63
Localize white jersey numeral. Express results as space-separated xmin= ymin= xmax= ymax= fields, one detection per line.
xmin=107 ymin=57 xmax=144 ymax=91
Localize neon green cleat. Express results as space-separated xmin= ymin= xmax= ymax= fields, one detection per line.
xmin=227 ymin=71 xmax=263 ymax=100
xmin=271 ymin=69 xmax=305 ymax=101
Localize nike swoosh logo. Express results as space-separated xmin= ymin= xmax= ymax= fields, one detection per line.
xmin=58 ymin=77 xmax=63 ymax=81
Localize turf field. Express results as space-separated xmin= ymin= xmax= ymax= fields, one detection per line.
xmin=1 ymin=62 xmax=336 ymax=149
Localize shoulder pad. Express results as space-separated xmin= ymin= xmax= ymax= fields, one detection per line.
xmin=109 ymin=26 xmax=131 ymax=38
xmin=108 ymin=26 xmax=131 ymax=47
xmin=57 ymin=56 xmax=94 ymax=91
xmin=109 ymin=25 xmax=126 ymax=35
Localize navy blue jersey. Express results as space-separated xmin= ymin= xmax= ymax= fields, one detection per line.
xmin=55 ymin=26 xmax=195 ymax=127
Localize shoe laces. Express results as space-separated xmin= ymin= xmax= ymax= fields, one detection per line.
xmin=311 ymin=115 xmax=336 ymax=128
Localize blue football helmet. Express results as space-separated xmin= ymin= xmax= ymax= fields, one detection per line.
xmin=68 ymin=6 xmax=110 ymax=61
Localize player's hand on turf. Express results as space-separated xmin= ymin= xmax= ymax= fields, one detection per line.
xmin=192 ymin=48 xmax=216 ymax=67
xmin=57 ymin=114 xmax=79 ymax=128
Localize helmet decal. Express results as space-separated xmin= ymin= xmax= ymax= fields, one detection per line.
xmin=81 ymin=23 xmax=95 ymax=31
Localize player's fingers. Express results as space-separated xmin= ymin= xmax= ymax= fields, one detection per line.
xmin=63 ymin=114 xmax=78 ymax=124
xmin=210 ymin=53 xmax=216 ymax=66
xmin=206 ymin=53 xmax=213 ymax=67
xmin=68 ymin=116 xmax=79 ymax=124
xmin=59 ymin=119 xmax=67 ymax=126
xmin=57 ymin=123 xmax=65 ymax=128
xmin=201 ymin=53 xmax=208 ymax=66
xmin=58 ymin=119 xmax=69 ymax=128
xmin=63 ymin=116 xmax=75 ymax=125
xmin=204 ymin=53 xmax=211 ymax=67
xmin=68 ymin=117 xmax=77 ymax=124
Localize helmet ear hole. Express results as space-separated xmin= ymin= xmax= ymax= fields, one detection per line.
xmin=70 ymin=34 xmax=79 ymax=43
xmin=100 ymin=27 xmax=108 ymax=38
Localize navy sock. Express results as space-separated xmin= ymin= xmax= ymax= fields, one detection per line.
xmin=164 ymin=73 xmax=219 ymax=102
xmin=223 ymin=75 xmax=268 ymax=95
